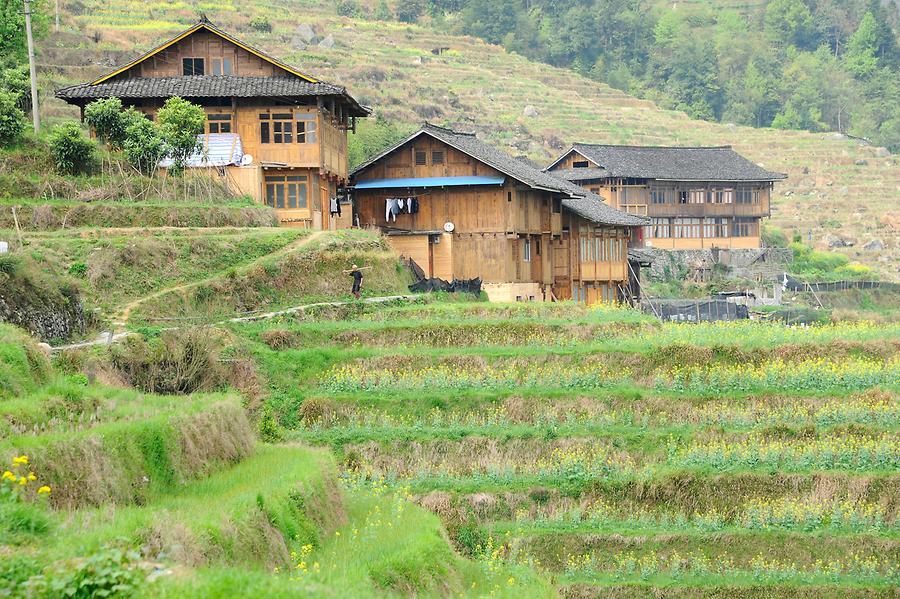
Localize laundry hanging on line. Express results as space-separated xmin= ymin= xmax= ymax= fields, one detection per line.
xmin=329 ymin=197 xmax=342 ymax=216
xmin=384 ymin=197 xmax=419 ymax=222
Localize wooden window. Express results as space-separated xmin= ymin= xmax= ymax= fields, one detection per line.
xmin=689 ymin=189 xmax=705 ymax=204
xmin=572 ymin=160 xmax=589 ymax=168
xmin=296 ymin=113 xmax=318 ymax=143
xmin=207 ymin=113 xmax=232 ymax=134
xmin=507 ymin=191 xmax=512 ymax=203
xmin=732 ymin=217 xmax=756 ymax=237
xmin=651 ymin=187 xmax=668 ymax=204
xmin=678 ymin=190 xmax=688 ymax=204
xmin=259 ymin=113 xmax=294 ymax=144
xmin=210 ymin=57 xmax=233 ymax=76
xmin=432 ymin=150 xmax=444 ymax=165
xmin=535 ymin=239 xmax=541 ymax=257
xmin=415 ymin=150 xmax=427 ymax=165
xmin=647 ymin=218 xmax=670 ymax=238
xmin=265 ymin=175 xmax=308 ymax=210
xmin=703 ymin=218 xmax=728 ymax=238
xmin=736 ymin=188 xmax=758 ymax=204
xmin=523 ymin=238 xmax=532 ymax=262
xmin=552 ymin=198 xmax=561 ymax=213
xmin=674 ymin=217 xmax=702 ymax=238
xmin=182 ymin=57 xmax=204 ymax=76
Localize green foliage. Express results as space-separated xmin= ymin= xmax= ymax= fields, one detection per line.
xmin=445 ymin=0 xmax=899 ymax=147
xmin=84 ymin=97 xmax=132 ymax=148
xmin=24 ymin=546 xmax=144 ymax=598
xmin=845 ymin=12 xmax=879 ymax=78
xmin=48 ymin=122 xmax=97 ymax=175
xmin=373 ymin=0 xmax=392 ymax=21
xmin=257 ymin=406 xmax=284 ymax=442
xmin=0 ymin=0 xmax=48 ymax=65
xmin=396 ymin=0 xmax=425 ymax=23
xmin=336 ymin=0 xmax=365 ymax=18
xmin=348 ymin=116 xmax=413 ymax=169
xmin=789 ymin=242 xmax=873 ymax=281
xmin=157 ymin=97 xmax=205 ymax=175
xmin=249 ymin=15 xmax=271 ymax=32
xmin=761 ymin=225 xmax=788 ymax=248
xmin=0 ymin=90 xmax=25 ymax=146
xmin=122 ymin=114 xmax=167 ymax=175
xmin=109 ymin=329 xmax=223 ymax=394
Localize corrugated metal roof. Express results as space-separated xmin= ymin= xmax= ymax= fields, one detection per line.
xmin=354 ymin=175 xmax=505 ymax=189
xmin=159 ymin=133 xmax=243 ymax=168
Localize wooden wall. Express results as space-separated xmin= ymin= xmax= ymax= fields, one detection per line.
xmin=115 ymin=30 xmax=293 ymax=80
xmin=553 ymin=151 xmax=599 ymax=170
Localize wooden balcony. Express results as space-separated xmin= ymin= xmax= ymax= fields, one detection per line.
xmin=647 ymin=202 xmax=769 ymax=218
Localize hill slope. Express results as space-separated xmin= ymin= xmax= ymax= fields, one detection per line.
xmin=38 ymin=1 xmax=900 ymax=278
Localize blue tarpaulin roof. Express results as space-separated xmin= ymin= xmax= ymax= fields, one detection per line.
xmin=354 ymin=176 xmax=505 ymax=189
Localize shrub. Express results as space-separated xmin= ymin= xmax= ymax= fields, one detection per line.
xmin=257 ymin=406 xmax=283 ymax=442
xmin=336 ymin=0 xmax=364 ymax=17
xmin=48 ymin=122 xmax=96 ymax=174
xmin=249 ymin=16 xmax=272 ymax=32
xmin=157 ymin=96 xmax=205 ymax=174
xmin=67 ymin=262 xmax=87 ymax=277
xmin=122 ymin=115 xmax=167 ymax=175
xmin=84 ymin=97 xmax=139 ymax=149
xmin=109 ymin=329 xmax=223 ymax=394
xmin=260 ymin=328 xmax=299 ymax=350
xmin=0 ymin=90 xmax=25 ymax=146
xmin=23 ymin=547 xmax=145 ymax=598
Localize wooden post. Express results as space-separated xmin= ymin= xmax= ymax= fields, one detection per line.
xmin=24 ymin=0 xmax=40 ymax=133
xmin=11 ymin=206 xmax=24 ymax=248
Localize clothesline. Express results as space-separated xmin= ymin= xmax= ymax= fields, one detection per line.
xmin=385 ymin=196 xmax=420 ymax=222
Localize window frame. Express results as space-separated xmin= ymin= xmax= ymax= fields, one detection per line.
xmin=182 ymin=57 xmax=204 ymax=76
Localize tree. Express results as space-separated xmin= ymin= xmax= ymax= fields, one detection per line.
xmin=0 ymin=0 xmax=48 ymax=66
xmin=764 ymin=0 xmax=817 ymax=50
xmin=844 ymin=12 xmax=879 ymax=78
xmin=373 ymin=0 xmax=392 ymax=21
xmin=249 ymin=16 xmax=271 ymax=33
xmin=156 ymin=97 xmax=205 ymax=175
xmin=122 ymin=116 xmax=167 ymax=175
xmin=0 ymin=91 xmax=25 ymax=145
xmin=460 ymin=1 xmax=518 ymax=45
xmin=48 ymin=122 xmax=97 ymax=174
xmin=84 ymin=97 xmax=131 ymax=148
xmin=336 ymin=0 xmax=364 ymax=18
xmin=396 ymin=0 xmax=425 ymax=23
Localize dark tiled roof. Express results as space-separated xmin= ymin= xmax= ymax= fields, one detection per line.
xmin=555 ymin=144 xmax=786 ymax=182
xmin=55 ymin=76 xmax=369 ymax=115
xmin=352 ymin=124 xmax=647 ymax=227
xmin=550 ymin=167 xmax=609 ymax=181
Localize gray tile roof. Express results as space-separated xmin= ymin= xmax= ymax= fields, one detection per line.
xmin=351 ymin=124 xmax=647 ymax=227
xmin=550 ymin=167 xmax=609 ymax=181
xmin=55 ymin=76 xmax=369 ymax=116
xmin=554 ymin=144 xmax=786 ymax=182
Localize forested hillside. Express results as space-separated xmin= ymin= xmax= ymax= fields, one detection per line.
xmin=342 ymin=0 xmax=900 ymax=151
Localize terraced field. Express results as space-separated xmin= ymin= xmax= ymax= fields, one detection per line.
xmin=234 ymin=302 xmax=900 ymax=596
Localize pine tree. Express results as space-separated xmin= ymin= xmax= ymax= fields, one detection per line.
xmin=844 ymin=12 xmax=879 ymax=78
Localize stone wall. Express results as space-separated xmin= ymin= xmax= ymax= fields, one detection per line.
xmin=0 ymin=262 xmax=86 ymax=342
xmin=643 ymin=248 xmax=793 ymax=282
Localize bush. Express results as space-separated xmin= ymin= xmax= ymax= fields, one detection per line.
xmin=249 ymin=16 xmax=272 ymax=32
xmin=84 ymin=97 xmax=130 ymax=148
xmin=122 ymin=115 xmax=167 ymax=175
xmin=48 ymin=122 xmax=96 ymax=174
xmin=109 ymin=329 xmax=223 ymax=394
xmin=23 ymin=547 xmax=144 ymax=598
xmin=0 ymin=90 xmax=25 ymax=146
xmin=336 ymin=0 xmax=364 ymax=17
xmin=157 ymin=96 xmax=205 ymax=174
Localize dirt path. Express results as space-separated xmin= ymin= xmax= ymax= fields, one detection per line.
xmin=52 ymin=294 xmax=419 ymax=352
xmin=112 ymin=231 xmax=325 ymax=327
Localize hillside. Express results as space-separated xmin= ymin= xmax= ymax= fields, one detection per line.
xmin=32 ymin=1 xmax=899 ymax=278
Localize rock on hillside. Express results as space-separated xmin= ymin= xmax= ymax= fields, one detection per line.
xmin=0 ymin=255 xmax=86 ymax=342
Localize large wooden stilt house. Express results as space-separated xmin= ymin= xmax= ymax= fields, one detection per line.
xmin=56 ymin=18 xmax=368 ymax=229
xmin=350 ymin=124 xmax=648 ymax=303
xmin=547 ymin=144 xmax=786 ymax=250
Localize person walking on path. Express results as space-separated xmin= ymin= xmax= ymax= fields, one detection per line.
xmin=344 ymin=264 xmax=365 ymax=299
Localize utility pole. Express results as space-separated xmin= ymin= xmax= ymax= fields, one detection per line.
xmin=24 ymin=0 xmax=41 ymax=133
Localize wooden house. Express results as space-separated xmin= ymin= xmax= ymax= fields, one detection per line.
xmin=350 ymin=124 xmax=648 ymax=303
xmin=547 ymin=145 xmax=786 ymax=250
xmin=56 ymin=18 xmax=368 ymax=229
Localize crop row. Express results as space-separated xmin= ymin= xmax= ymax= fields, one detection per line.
xmin=318 ymin=357 xmax=899 ymax=395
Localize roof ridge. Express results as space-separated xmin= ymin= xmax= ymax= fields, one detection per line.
xmin=424 ymin=122 xmax=476 ymax=136
xmin=574 ymin=143 xmax=734 ymax=150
